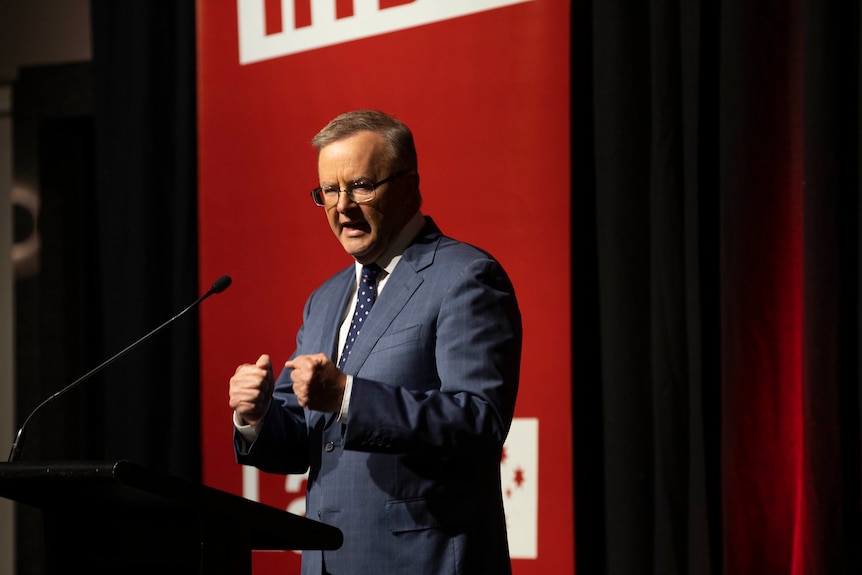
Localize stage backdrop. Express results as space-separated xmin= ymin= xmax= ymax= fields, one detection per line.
xmin=196 ymin=1 xmax=571 ymax=572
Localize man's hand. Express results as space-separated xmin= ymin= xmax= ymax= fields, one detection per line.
xmin=286 ymin=353 xmax=346 ymax=412
xmin=229 ymin=354 xmax=274 ymax=426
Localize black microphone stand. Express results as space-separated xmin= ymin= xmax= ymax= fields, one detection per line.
xmin=7 ymin=275 xmax=232 ymax=463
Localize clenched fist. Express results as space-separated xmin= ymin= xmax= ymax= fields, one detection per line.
xmin=229 ymin=354 xmax=275 ymax=426
xmin=286 ymin=353 xmax=347 ymax=412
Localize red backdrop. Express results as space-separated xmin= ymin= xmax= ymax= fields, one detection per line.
xmin=196 ymin=1 xmax=571 ymax=572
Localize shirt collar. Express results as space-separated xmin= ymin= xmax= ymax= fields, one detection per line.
xmin=354 ymin=210 xmax=425 ymax=277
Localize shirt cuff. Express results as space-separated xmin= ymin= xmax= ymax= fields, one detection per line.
xmin=337 ymin=375 xmax=354 ymax=423
xmin=234 ymin=410 xmax=265 ymax=447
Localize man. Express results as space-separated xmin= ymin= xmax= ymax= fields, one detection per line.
xmin=229 ymin=110 xmax=522 ymax=574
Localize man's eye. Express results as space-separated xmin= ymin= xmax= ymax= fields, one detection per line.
xmin=351 ymin=182 xmax=374 ymax=191
xmin=322 ymin=188 xmax=340 ymax=195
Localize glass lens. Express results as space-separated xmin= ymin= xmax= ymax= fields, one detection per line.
xmin=311 ymin=180 xmax=383 ymax=206
xmin=349 ymin=184 xmax=375 ymax=202
xmin=310 ymin=188 xmax=326 ymax=205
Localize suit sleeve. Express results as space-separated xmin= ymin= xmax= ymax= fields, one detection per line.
xmin=343 ymin=256 xmax=522 ymax=457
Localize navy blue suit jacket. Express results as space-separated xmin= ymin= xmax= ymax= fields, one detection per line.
xmin=236 ymin=217 xmax=522 ymax=574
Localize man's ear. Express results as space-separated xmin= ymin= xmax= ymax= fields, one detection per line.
xmin=404 ymin=171 xmax=421 ymax=206
xmin=407 ymin=170 xmax=421 ymax=192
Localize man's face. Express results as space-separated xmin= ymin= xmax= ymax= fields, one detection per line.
xmin=317 ymin=131 xmax=416 ymax=264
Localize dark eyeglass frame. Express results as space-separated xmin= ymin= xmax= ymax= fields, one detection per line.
xmin=310 ymin=171 xmax=410 ymax=207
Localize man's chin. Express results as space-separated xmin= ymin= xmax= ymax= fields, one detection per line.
xmin=340 ymin=237 xmax=376 ymax=262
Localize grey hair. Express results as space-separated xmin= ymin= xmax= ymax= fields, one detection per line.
xmin=311 ymin=110 xmax=418 ymax=173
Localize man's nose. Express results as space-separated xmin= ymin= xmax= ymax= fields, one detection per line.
xmin=335 ymin=189 xmax=356 ymax=211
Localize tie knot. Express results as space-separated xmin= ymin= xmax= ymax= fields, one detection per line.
xmin=362 ymin=264 xmax=382 ymax=283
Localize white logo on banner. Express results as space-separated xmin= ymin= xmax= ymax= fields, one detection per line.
xmin=237 ymin=0 xmax=534 ymax=64
xmin=242 ymin=417 xmax=539 ymax=559
xmin=502 ymin=417 xmax=539 ymax=559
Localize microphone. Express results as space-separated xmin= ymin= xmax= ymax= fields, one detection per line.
xmin=7 ymin=275 xmax=233 ymax=463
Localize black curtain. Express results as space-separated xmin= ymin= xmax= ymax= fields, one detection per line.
xmin=88 ymin=0 xmax=200 ymax=480
xmin=573 ymin=1 xmax=860 ymax=574
xmin=12 ymin=4 xmax=198 ymax=573
xmin=801 ymin=0 xmax=861 ymax=572
xmin=12 ymin=63 xmax=100 ymax=575
xmin=574 ymin=1 xmax=722 ymax=572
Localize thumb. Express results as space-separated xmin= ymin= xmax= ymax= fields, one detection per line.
xmin=257 ymin=353 xmax=273 ymax=372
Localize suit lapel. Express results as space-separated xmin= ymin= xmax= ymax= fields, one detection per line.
xmin=319 ymin=266 xmax=355 ymax=362
xmin=312 ymin=267 xmax=355 ymax=430
xmin=339 ymin=221 xmax=441 ymax=374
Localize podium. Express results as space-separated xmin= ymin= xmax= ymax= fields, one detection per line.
xmin=0 ymin=460 xmax=342 ymax=574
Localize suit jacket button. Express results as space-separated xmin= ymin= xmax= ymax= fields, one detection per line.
xmin=324 ymin=441 xmax=335 ymax=452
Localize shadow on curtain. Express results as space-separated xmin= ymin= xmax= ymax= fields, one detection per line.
xmin=573 ymin=1 xmax=860 ymax=574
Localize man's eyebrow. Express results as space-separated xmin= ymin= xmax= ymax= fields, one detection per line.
xmin=318 ymin=179 xmax=346 ymax=188
xmin=320 ymin=176 xmax=374 ymax=187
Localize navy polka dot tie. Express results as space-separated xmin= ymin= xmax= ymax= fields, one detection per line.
xmin=338 ymin=264 xmax=382 ymax=369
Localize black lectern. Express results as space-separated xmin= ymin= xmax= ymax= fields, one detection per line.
xmin=0 ymin=460 xmax=342 ymax=575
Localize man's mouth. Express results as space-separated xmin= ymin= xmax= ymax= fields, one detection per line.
xmin=341 ymin=220 xmax=370 ymax=236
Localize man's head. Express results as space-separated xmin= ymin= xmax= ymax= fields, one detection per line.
xmin=312 ymin=110 xmax=422 ymax=265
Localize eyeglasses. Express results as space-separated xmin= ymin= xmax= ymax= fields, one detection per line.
xmin=310 ymin=171 xmax=409 ymax=207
